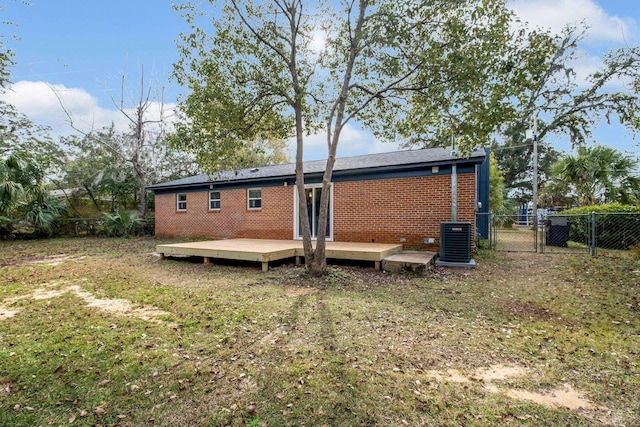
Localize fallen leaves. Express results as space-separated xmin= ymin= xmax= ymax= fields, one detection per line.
xmin=1 ymin=239 xmax=639 ymax=426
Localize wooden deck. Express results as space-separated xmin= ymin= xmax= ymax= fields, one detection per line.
xmin=156 ymin=239 xmax=403 ymax=272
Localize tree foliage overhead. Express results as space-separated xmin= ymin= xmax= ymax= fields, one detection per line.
xmin=172 ymin=0 xmax=540 ymax=163
xmin=172 ymin=0 xmax=298 ymax=172
xmin=529 ymin=29 xmax=640 ymax=146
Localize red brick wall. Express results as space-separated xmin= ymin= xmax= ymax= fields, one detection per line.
xmin=333 ymin=174 xmax=476 ymax=250
xmin=154 ymin=187 xmax=293 ymax=240
xmin=154 ymin=173 xmax=477 ymax=249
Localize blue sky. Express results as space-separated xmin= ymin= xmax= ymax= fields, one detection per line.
xmin=2 ymin=0 xmax=639 ymax=161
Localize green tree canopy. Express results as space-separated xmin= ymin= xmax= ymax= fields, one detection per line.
xmin=491 ymin=123 xmax=561 ymax=204
xmin=546 ymin=146 xmax=640 ymax=206
xmin=491 ymin=27 xmax=640 ymax=205
xmin=488 ymin=152 xmax=505 ymax=213
xmin=0 ymin=153 xmax=66 ymax=237
xmin=61 ymin=125 xmax=201 ymax=217
xmin=0 ymin=9 xmax=66 ymax=236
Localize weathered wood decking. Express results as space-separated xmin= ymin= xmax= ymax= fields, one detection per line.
xmin=156 ymin=239 xmax=403 ymax=272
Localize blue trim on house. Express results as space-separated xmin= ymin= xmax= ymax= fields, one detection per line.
xmin=476 ymin=148 xmax=491 ymax=239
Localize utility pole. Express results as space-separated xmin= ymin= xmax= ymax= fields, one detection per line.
xmin=532 ymin=114 xmax=538 ymax=236
xmin=526 ymin=112 xmax=539 ymax=246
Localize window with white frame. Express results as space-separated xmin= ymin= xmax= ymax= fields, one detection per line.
xmin=247 ymin=188 xmax=262 ymax=210
xmin=177 ymin=193 xmax=187 ymax=211
xmin=209 ymin=191 xmax=221 ymax=210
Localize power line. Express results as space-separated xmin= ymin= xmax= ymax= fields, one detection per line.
xmin=490 ymin=143 xmax=531 ymax=151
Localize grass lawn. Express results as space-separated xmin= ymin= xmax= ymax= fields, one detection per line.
xmin=1 ymin=237 xmax=639 ymax=426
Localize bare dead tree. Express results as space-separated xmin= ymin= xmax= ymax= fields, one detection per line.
xmin=52 ymin=66 xmax=167 ymax=217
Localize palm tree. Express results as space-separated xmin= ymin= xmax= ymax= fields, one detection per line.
xmin=0 ymin=154 xmax=66 ymax=236
xmin=552 ymin=146 xmax=640 ymax=206
xmin=0 ymin=155 xmax=25 ymax=215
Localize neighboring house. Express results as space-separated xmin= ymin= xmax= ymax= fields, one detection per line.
xmin=50 ymin=188 xmax=83 ymax=198
xmin=148 ymin=147 xmax=490 ymax=250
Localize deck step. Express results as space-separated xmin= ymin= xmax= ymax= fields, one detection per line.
xmin=381 ymin=251 xmax=437 ymax=274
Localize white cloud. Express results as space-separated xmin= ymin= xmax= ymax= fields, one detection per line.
xmin=2 ymin=80 xmax=388 ymax=162
xmin=509 ymin=1 xmax=638 ymax=91
xmin=0 ymin=80 xmax=177 ymax=136
xmin=292 ymin=124 xmax=400 ymax=161
xmin=510 ymin=0 xmax=636 ymax=43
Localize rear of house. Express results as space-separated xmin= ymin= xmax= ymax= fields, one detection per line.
xmin=148 ymin=147 xmax=490 ymax=251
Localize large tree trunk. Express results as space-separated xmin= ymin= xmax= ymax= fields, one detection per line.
xmin=138 ymin=175 xmax=147 ymax=217
xmin=308 ymin=0 xmax=367 ymax=276
xmin=132 ymin=159 xmax=147 ymax=217
xmin=286 ymin=1 xmax=314 ymax=268
xmin=294 ymin=105 xmax=313 ymax=265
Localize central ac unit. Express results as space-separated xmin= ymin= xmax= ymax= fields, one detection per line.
xmin=439 ymin=222 xmax=472 ymax=263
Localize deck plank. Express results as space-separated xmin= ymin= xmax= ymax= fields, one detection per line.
xmin=157 ymin=239 xmax=403 ymax=271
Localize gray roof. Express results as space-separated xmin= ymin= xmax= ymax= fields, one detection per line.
xmin=148 ymin=146 xmax=486 ymax=190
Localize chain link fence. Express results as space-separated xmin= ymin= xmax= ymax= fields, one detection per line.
xmin=476 ymin=212 xmax=537 ymax=252
xmin=476 ymin=211 xmax=640 ymax=256
xmin=55 ymin=215 xmax=154 ymax=237
xmin=591 ymin=212 xmax=640 ymax=255
xmin=540 ymin=214 xmax=590 ymax=254
xmin=57 ymin=218 xmax=104 ymax=237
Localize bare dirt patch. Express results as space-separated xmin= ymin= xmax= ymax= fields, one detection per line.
xmin=26 ymin=255 xmax=87 ymax=266
xmin=423 ymin=364 xmax=615 ymax=421
xmin=71 ymin=286 xmax=174 ymax=324
xmin=0 ymin=283 xmax=174 ymax=325
xmin=470 ymin=364 xmax=529 ymax=382
xmin=504 ymin=384 xmax=593 ymax=411
xmin=0 ymin=309 xmax=19 ymax=321
xmin=424 ymin=364 xmax=527 ymax=385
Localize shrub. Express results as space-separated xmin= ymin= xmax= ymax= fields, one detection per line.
xmin=101 ymin=211 xmax=146 ymax=237
xmin=559 ymin=204 xmax=640 ymax=216
xmin=0 ymin=215 xmax=15 ymax=239
xmin=551 ymin=204 xmax=640 ymax=250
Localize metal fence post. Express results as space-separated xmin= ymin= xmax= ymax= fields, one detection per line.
xmin=491 ymin=213 xmax=496 ymax=249
xmin=590 ymin=212 xmax=596 ymax=257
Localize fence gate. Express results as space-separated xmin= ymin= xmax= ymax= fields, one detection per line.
xmin=477 ymin=212 xmax=640 ymax=256
xmin=476 ymin=213 xmax=538 ymax=252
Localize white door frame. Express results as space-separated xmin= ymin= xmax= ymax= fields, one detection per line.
xmin=293 ymin=183 xmax=334 ymax=241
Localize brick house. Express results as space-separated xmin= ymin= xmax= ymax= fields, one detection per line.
xmin=148 ymin=147 xmax=490 ymax=251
